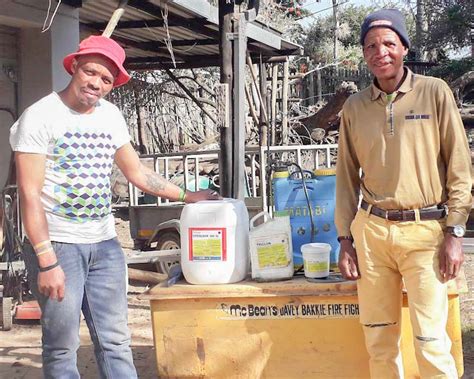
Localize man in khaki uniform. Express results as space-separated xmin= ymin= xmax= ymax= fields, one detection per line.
xmin=335 ymin=9 xmax=471 ymax=379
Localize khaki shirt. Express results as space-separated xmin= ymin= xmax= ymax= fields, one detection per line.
xmin=335 ymin=68 xmax=472 ymax=236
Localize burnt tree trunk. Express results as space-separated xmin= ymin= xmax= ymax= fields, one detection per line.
xmin=450 ymin=71 xmax=474 ymax=127
xmin=295 ymin=82 xmax=358 ymax=139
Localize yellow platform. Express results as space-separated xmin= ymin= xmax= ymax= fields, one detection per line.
xmin=140 ymin=274 xmax=466 ymax=378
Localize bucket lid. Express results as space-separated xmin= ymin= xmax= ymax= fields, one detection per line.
xmin=301 ymin=243 xmax=331 ymax=254
xmin=314 ymin=168 xmax=336 ymax=176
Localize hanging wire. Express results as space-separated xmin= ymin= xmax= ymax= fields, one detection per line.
xmin=296 ymin=0 xmax=349 ymax=21
xmin=41 ymin=0 xmax=62 ymax=33
xmin=161 ymin=4 xmax=177 ymax=68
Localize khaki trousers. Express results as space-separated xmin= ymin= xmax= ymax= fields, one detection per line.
xmin=350 ymin=209 xmax=458 ymax=379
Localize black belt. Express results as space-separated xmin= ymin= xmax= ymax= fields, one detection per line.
xmin=360 ymin=200 xmax=446 ymax=221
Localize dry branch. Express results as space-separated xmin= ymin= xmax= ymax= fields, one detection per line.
xmin=165 ymin=69 xmax=217 ymax=124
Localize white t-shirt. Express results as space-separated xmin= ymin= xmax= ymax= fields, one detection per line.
xmin=10 ymin=92 xmax=130 ymax=243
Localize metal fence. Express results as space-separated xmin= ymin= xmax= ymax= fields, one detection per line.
xmin=129 ymin=144 xmax=338 ymax=213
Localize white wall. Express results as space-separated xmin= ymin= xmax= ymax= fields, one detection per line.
xmin=0 ymin=0 xmax=79 ymax=188
xmin=0 ymin=0 xmax=79 ymax=112
xmin=0 ymin=25 xmax=18 ymax=188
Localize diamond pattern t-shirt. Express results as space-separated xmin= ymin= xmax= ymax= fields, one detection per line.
xmin=10 ymin=92 xmax=130 ymax=243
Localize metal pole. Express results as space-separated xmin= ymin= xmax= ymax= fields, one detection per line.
xmin=259 ymin=60 xmax=268 ymax=146
xmin=332 ymin=0 xmax=339 ymax=62
xmin=231 ymin=15 xmax=247 ymax=200
xmin=317 ymin=68 xmax=322 ymax=102
xmin=271 ymin=64 xmax=278 ymax=146
xmin=218 ymin=0 xmax=234 ymax=198
xmin=282 ymin=59 xmax=289 ymax=145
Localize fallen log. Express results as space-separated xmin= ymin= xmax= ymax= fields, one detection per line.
xmin=128 ymin=268 xmax=167 ymax=284
xmin=461 ymin=107 xmax=474 ymax=127
xmin=295 ymin=81 xmax=358 ymax=138
xmin=450 ymin=71 xmax=474 ymax=105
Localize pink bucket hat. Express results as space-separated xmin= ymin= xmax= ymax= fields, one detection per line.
xmin=63 ymin=35 xmax=131 ymax=87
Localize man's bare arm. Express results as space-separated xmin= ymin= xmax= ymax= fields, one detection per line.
xmin=15 ymin=152 xmax=65 ymax=300
xmin=115 ymin=143 xmax=220 ymax=202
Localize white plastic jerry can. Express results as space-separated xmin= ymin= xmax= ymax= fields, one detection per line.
xmin=180 ymin=199 xmax=249 ymax=284
xmin=249 ymin=211 xmax=294 ymax=282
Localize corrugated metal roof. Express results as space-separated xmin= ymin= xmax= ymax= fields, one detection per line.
xmin=75 ymin=0 xmax=302 ymax=70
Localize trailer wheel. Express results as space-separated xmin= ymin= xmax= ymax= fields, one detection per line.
xmin=155 ymin=231 xmax=181 ymax=274
xmin=2 ymin=297 xmax=13 ymax=331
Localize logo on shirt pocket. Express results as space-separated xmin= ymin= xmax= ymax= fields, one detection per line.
xmin=405 ymin=112 xmax=430 ymax=121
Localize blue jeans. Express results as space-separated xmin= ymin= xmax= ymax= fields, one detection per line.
xmin=24 ymin=238 xmax=137 ymax=379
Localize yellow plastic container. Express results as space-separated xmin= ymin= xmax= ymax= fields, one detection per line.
xmin=140 ymin=276 xmax=465 ymax=378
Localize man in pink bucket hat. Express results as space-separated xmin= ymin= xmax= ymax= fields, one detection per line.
xmin=10 ymin=35 xmax=220 ymax=378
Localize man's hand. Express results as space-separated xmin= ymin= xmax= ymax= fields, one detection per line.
xmin=338 ymin=240 xmax=360 ymax=280
xmin=439 ymin=234 xmax=464 ymax=282
xmin=38 ymin=266 xmax=65 ymax=301
xmin=185 ymin=189 xmax=222 ymax=203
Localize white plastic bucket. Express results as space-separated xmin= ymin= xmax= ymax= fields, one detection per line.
xmin=301 ymin=243 xmax=331 ymax=278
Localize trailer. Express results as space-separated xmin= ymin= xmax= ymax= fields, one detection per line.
xmin=127 ymin=144 xmax=337 ymax=272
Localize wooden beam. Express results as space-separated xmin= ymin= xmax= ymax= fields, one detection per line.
xmin=218 ymin=0 xmax=233 ymax=198
xmin=163 ymin=38 xmax=216 ymax=47
xmin=126 ymin=61 xmax=219 ymax=70
xmin=126 ymin=54 xmax=280 ymax=65
xmin=102 ymin=0 xmax=129 ymax=38
xmin=85 ymin=19 xmax=177 ymax=30
xmin=84 ymin=18 xmax=216 ymax=32
xmin=245 ymin=84 xmax=260 ymax=130
xmin=110 ymin=35 xmax=187 ymax=59
xmin=271 ymin=63 xmax=278 ymax=145
xmin=246 ymin=53 xmax=269 ymax=126
xmin=128 ymin=0 xmax=218 ymax=39
xmin=259 ymin=61 xmax=268 ymax=146
xmin=81 ymin=22 xmax=184 ymax=58
xmin=83 ymin=20 xmax=288 ymax=67
xmin=282 ymin=59 xmax=289 ymax=144
xmin=61 ymin=0 xmax=83 ymax=8
xmin=84 ymin=31 xmax=216 ymax=50
xmin=131 ymin=38 xmax=216 ymax=48
xmin=125 ymin=55 xmax=218 ymax=67
xmin=232 ymin=15 xmax=248 ymax=200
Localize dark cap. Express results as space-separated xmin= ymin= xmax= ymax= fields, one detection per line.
xmin=360 ymin=9 xmax=410 ymax=48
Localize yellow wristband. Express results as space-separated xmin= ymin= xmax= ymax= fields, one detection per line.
xmin=34 ymin=240 xmax=52 ymax=250
xmin=34 ymin=240 xmax=53 ymax=255
xmin=36 ymin=248 xmax=54 ymax=257
xmin=178 ymin=189 xmax=186 ymax=202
